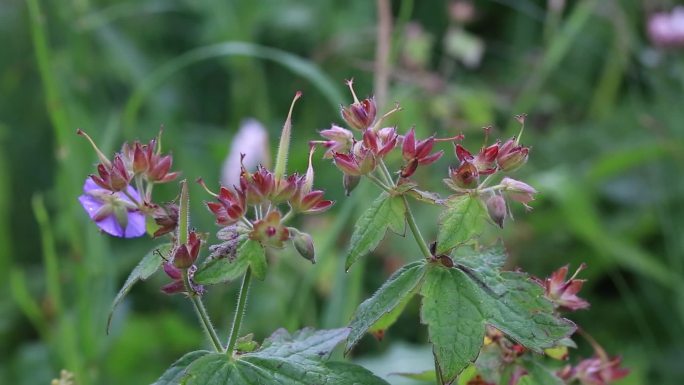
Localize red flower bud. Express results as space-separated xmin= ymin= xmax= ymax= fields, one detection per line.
xmin=400 ymin=128 xmax=443 ymax=177
xmin=340 ymin=80 xmax=377 ymax=130
xmin=448 ymin=161 xmax=479 ymax=189
xmin=497 ymin=139 xmax=529 ymax=172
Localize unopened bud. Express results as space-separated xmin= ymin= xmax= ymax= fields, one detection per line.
xmin=172 ymin=245 xmax=193 ymax=269
xmin=486 ymin=195 xmax=507 ymax=228
xmin=343 ymin=174 xmax=361 ymax=196
xmin=289 ymin=228 xmax=315 ymax=263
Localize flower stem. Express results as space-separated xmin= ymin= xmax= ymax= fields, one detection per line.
xmin=367 ymin=174 xmax=392 ymax=192
xmin=378 ymin=160 xmax=395 ymax=187
xmin=182 ymin=272 xmax=223 ymax=352
xmin=403 ymin=196 xmax=432 ymax=260
xmin=226 ymin=267 xmax=252 ymax=358
xmin=281 ymin=209 xmax=294 ymax=224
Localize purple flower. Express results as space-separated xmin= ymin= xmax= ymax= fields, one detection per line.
xmin=78 ymin=178 xmax=146 ymax=238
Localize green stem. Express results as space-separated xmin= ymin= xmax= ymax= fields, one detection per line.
xmin=367 ymin=174 xmax=392 ymax=192
xmin=183 ymin=272 xmax=223 ymax=352
xmin=226 ymin=268 xmax=252 ymax=357
xmin=281 ymin=209 xmax=294 ymax=224
xmin=403 ymin=196 xmax=432 ymax=259
xmin=379 ymin=160 xmax=395 ymax=186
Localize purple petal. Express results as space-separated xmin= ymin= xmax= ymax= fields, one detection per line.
xmin=79 ymin=178 xmax=146 ymax=238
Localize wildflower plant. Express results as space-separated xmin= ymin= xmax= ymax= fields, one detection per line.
xmin=77 ymin=82 xmax=628 ymax=385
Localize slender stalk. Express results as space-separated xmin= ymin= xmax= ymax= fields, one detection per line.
xmin=378 ymin=160 xmax=395 ymax=186
xmin=226 ymin=268 xmax=253 ymax=357
xmin=281 ymin=209 xmax=294 ymax=224
xmin=183 ymin=272 xmax=223 ymax=352
xmin=403 ymin=196 xmax=432 ymax=259
xmin=374 ymin=0 xmax=392 ymax=109
xmin=367 ymin=173 xmax=392 ymax=192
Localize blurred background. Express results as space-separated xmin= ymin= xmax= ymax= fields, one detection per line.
xmin=1 ymin=0 xmax=683 ymax=384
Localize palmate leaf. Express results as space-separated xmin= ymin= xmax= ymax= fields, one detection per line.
xmin=420 ymin=248 xmax=575 ymax=384
xmin=152 ymin=328 xmax=389 ymax=385
xmin=344 ymin=192 xmax=405 ymax=271
xmin=194 ymin=239 xmax=266 ymax=284
xmin=107 ymin=243 xmax=171 ymax=333
xmin=436 ymin=194 xmax=487 ymax=254
xmin=346 ymin=260 xmax=427 ymax=351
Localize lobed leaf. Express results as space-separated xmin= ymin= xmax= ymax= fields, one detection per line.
xmin=152 ymin=328 xmax=390 ymax=385
xmin=346 ymin=260 xmax=427 ymax=351
xmin=421 ymin=266 xmax=486 ymax=383
xmin=107 ymin=243 xmax=171 ymax=333
xmin=420 ymin=248 xmax=575 ymax=383
xmin=344 ymin=193 xmax=405 ymax=271
xmin=151 ymin=351 xmax=211 ymax=385
xmin=436 ymin=195 xmax=487 ymax=254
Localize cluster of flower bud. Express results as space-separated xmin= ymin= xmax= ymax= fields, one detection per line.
xmin=205 ymin=127 xmax=332 ymax=263
xmin=447 ymin=135 xmax=529 ymax=191
xmin=315 ymin=79 xmax=447 ymax=192
xmin=77 ymin=129 xmax=179 ymax=238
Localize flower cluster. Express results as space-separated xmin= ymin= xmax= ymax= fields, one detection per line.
xmin=313 ymin=80 xmax=448 ymax=189
xmin=77 ymin=129 xmax=179 ymax=238
xmin=317 ymin=88 xmax=535 ymax=229
xmin=205 ymin=151 xmax=332 ymax=255
xmin=204 ymin=93 xmax=333 ymax=263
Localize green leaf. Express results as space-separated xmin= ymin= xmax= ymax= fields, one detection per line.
xmin=346 ymin=261 xmax=427 ymax=351
xmin=436 ymin=195 xmax=487 ymax=254
xmin=153 ymin=328 xmax=390 ymax=385
xmin=195 ymin=239 xmax=266 ymax=284
xmin=420 ymin=249 xmax=575 ymax=383
xmin=421 ymin=266 xmax=486 ymax=383
xmin=345 ymin=193 xmax=405 ymax=271
xmin=151 ymin=351 xmax=211 ymax=385
xmin=107 ymin=243 xmax=171 ymax=333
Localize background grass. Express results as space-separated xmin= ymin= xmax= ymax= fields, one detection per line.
xmin=1 ymin=0 xmax=683 ymax=384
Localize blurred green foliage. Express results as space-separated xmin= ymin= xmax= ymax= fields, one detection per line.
xmin=1 ymin=0 xmax=683 ymax=384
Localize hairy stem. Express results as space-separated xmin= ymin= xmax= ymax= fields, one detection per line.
xmin=403 ymin=196 xmax=432 ymax=259
xmin=226 ymin=268 xmax=252 ymax=357
xmin=183 ymin=272 xmax=223 ymax=352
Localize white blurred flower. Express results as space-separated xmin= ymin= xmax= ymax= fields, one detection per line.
xmin=648 ymin=7 xmax=684 ymax=48
xmin=221 ymin=119 xmax=271 ymax=188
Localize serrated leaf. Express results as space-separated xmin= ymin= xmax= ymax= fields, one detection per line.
xmin=436 ymin=195 xmax=487 ymax=254
xmin=345 ymin=193 xmax=405 ymax=270
xmin=151 ymin=350 xmax=210 ymax=385
xmin=347 ymin=261 xmax=427 ymax=351
xmin=153 ymin=328 xmax=390 ymax=385
xmin=421 ymin=266 xmax=486 ymax=383
xmin=107 ymin=243 xmax=171 ymax=333
xmin=195 ymin=239 xmax=265 ymax=284
xmin=420 ymin=252 xmax=575 ymax=383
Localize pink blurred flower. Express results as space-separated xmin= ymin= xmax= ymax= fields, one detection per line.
xmin=648 ymin=7 xmax=684 ymax=48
